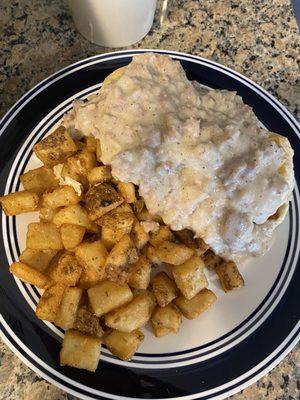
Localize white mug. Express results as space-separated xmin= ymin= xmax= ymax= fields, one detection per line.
xmin=68 ymin=0 xmax=157 ymax=47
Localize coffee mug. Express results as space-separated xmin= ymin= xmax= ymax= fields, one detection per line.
xmin=68 ymin=0 xmax=157 ymax=47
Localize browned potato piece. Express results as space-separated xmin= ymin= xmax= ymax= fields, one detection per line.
xmin=53 ymin=204 xmax=98 ymax=233
xmin=173 ymin=229 xmax=197 ymax=249
xmin=19 ymin=248 xmax=57 ymax=272
xmin=85 ymin=135 xmax=98 ymax=153
xmin=78 ymin=270 xmax=100 ymax=289
xmin=66 ymin=149 xmax=97 ymax=186
xmin=202 ymin=249 xmax=223 ymax=270
xmin=75 ymin=241 xmax=108 ymax=283
xmin=105 ymin=329 xmax=144 ymax=361
xmin=33 ymin=126 xmax=77 ymax=167
xmin=196 ymin=238 xmax=209 ymax=255
xmin=39 ymin=206 xmax=59 ymax=222
xmin=128 ymin=254 xmax=152 ymax=290
xmin=36 ymin=283 xmax=66 ymax=321
xmin=26 ymin=222 xmax=63 ymax=250
xmin=60 ymin=224 xmax=85 ymax=250
xmin=54 ymin=287 xmax=83 ymax=330
xmin=10 ymin=262 xmax=51 ymax=288
xmin=74 ymin=305 xmax=103 ymax=338
xmin=0 ymin=191 xmax=39 ymax=216
xmin=105 ymin=234 xmax=138 ymax=284
xmin=174 ymin=288 xmax=217 ymax=320
xmin=215 ymin=261 xmax=245 ymax=292
xmin=87 ymin=280 xmax=133 ymax=317
xmin=144 ymin=244 xmax=162 ymax=266
xmin=150 ymin=226 xmax=174 ymax=247
xmin=155 ymin=241 xmax=194 ymax=265
xmin=60 ymin=330 xmax=101 ymax=372
xmin=88 ymin=166 xmax=112 ymax=184
xmin=151 ymin=272 xmax=177 ymax=307
xmin=151 ymin=304 xmax=182 ymax=337
xmin=131 ymin=219 xmax=149 ymax=250
xmin=42 ymin=186 xmax=80 ymax=209
xmin=105 ymin=292 xmax=156 ymax=332
xmin=171 ymin=255 xmax=208 ymax=300
xmin=85 ymin=183 xmax=123 ymax=220
xmin=117 ymin=182 xmax=136 ymax=203
xmin=20 ymin=166 xmax=59 ymax=194
xmin=132 ymin=199 xmax=145 ymax=215
xmin=48 ymin=252 xmax=82 ymax=286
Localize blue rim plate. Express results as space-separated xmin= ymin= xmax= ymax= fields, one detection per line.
xmin=0 ymin=49 xmax=299 ymax=400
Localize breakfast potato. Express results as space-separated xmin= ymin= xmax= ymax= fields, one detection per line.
xmin=0 ymin=191 xmax=39 ymax=216
xmin=87 ymin=280 xmax=133 ymax=317
xmin=54 ymin=287 xmax=83 ymax=330
xmin=174 ymin=288 xmax=217 ymax=320
xmin=9 ymin=262 xmax=51 ymax=288
xmin=60 ymin=330 xmax=101 ymax=372
xmin=35 ymin=283 xmax=66 ymax=322
xmin=99 ymin=208 xmax=134 ymax=250
xmin=53 ymin=204 xmax=99 ymax=233
xmin=131 ymin=219 xmax=149 ymax=250
xmin=88 ymin=166 xmax=112 ymax=184
xmin=151 ymin=272 xmax=177 ymax=307
xmin=105 ymin=329 xmax=144 ymax=361
xmin=26 ymin=222 xmax=63 ymax=250
xmin=78 ymin=270 xmax=100 ymax=289
xmin=39 ymin=206 xmax=59 ymax=222
xmin=105 ymin=234 xmax=138 ymax=284
xmin=171 ymin=255 xmax=208 ymax=300
xmin=42 ymin=186 xmax=80 ymax=209
xmin=117 ymin=182 xmax=137 ymax=203
xmin=20 ymin=166 xmax=58 ymax=194
xmin=75 ymin=241 xmax=108 ymax=282
xmin=132 ymin=199 xmax=145 ymax=215
xmin=215 ymin=261 xmax=245 ymax=292
xmin=144 ymin=244 xmax=161 ymax=266
xmin=196 ymin=238 xmax=209 ymax=255
xmin=136 ymin=208 xmax=163 ymax=224
xmin=60 ymin=223 xmax=86 ymax=250
xmin=128 ymin=254 xmax=152 ymax=290
xmin=48 ymin=252 xmax=82 ymax=286
xmin=85 ymin=183 xmax=123 ymax=220
xmin=202 ymin=249 xmax=223 ymax=270
xmin=151 ymin=304 xmax=182 ymax=337
xmin=33 ymin=126 xmax=77 ymax=167
xmin=155 ymin=241 xmax=194 ymax=265
xmin=66 ymin=149 xmax=97 ymax=186
xmin=85 ymin=135 xmax=99 ymax=153
xmin=19 ymin=248 xmax=57 ymax=272
xmin=105 ymin=292 xmax=156 ymax=332
xmin=150 ymin=226 xmax=174 ymax=247
xmin=74 ymin=305 xmax=103 ymax=338
xmin=173 ymin=229 xmax=197 ymax=249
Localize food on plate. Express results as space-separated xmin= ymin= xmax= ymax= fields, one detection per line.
xmin=1 ymin=53 xmax=294 ymax=372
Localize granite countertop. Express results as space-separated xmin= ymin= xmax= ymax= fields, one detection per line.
xmin=0 ymin=0 xmax=299 ymax=399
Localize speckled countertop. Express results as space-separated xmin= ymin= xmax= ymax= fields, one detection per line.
xmin=0 ymin=0 xmax=299 ymax=399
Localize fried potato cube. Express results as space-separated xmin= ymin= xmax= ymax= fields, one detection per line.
xmin=54 ymin=287 xmax=83 ymax=330
xmin=105 ymin=234 xmax=138 ymax=284
xmin=150 ymin=226 xmax=175 ymax=247
xmin=99 ymin=209 xmax=134 ymax=250
xmin=48 ymin=252 xmax=82 ymax=286
xmin=42 ymin=186 xmax=80 ymax=209
xmin=85 ymin=135 xmax=98 ymax=153
xmin=202 ymin=249 xmax=223 ymax=270
xmin=144 ymin=244 xmax=162 ymax=266
xmin=151 ymin=304 xmax=182 ymax=337
xmin=60 ymin=330 xmax=101 ymax=372
xmin=53 ymin=204 xmax=98 ymax=233
xmin=87 ymin=166 xmax=112 ymax=184
xmin=85 ymin=183 xmax=123 ymax=220
xmin=35 ymin=283 xmax=66 ymax=321
xmin=105 ymin=292 xmax=156 ymax=332
xmin=151 ymin=272 xmax=177 ymax=307
xmin=60 ymin=223 xmax=85 ymax=250
xmin=33 ymin=126 xmax=77 ymax=167
xmin=117 ymin=182 xmax=136 ymax=203
xmin=19 ymin=248 xmax=57 ymax=272
xmin=196 ymin=238 xmax=209 ymax=255
xmin=171 ymin=255 xmax=208 ymax=300
xmin=9 ymin=262 xmax=51 ymax=288
xmin=87 ymin=280 xmax=133 ymax=317
xmin=173 ymin=229 xmax=197 ymax=249
xmin=174 ymin=288 xmax=217 ymax=320
xmin=26 ymin=222 xmax=63 ymax=250
xmin=132 ymin=199 xmax=145 ymax=215
xmin=20 ymin=166 xmax=59 ymax=194
xmin=39 ymin=206 xmax=59 ymax=222
xmin=78 ymin=270 xmax=100 ymax=289
xmin=105 ymin=329 xmax=144 ymax=361
xmin=155 ymin=241 xmax=194 ymax=265
xmin=131 ymin=219 xmax=149 ymax=250
xmin=128 ymin=254 xmax=152 ymax=290
xmin=66 ymin=149 xmax=97 ymax=185
xmin=75 ymin=241 xmax=108 ymax=283
xmin=74 ymin=305 xmax=103 ymax=338
xmin=0 ymin=191 xmax=39 ymax=216
xmin=215 ymin=261 xmax=245 ymax=292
